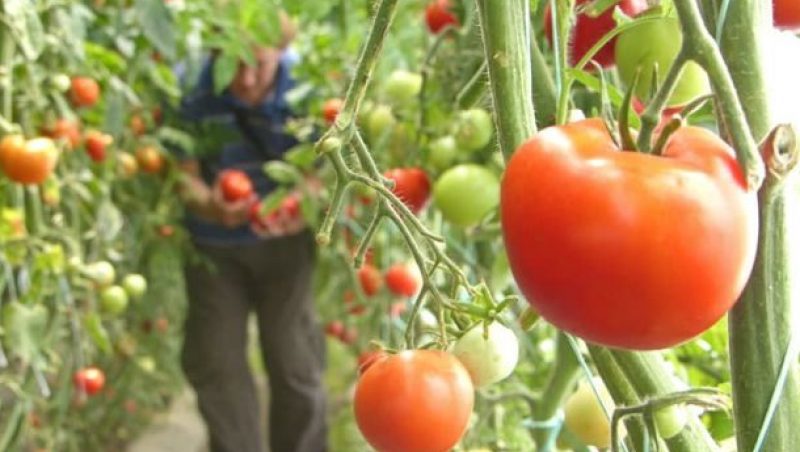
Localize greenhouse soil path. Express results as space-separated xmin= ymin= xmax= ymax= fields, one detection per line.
xmin=126 ymin=391 xmax=207 ymax=452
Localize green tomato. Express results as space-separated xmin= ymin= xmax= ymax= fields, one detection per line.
xmin=564 ymin=377 xmax=616 ymax=449
xmin=615 ymin=17 xmax=710 ymax=107
xmin=85 ymin=261 xmax=116 ymax=288
xmin=451 ymin=321 xmax=519 ymax=387
xmin=427 ymin=135 xmax=458 ymax=171
xmin=454 ymin=109 xmax=493 ymax=153
xmin=655 ymin=404 xmax=688 ymax=440
xmin=367 ymin=105 xmax=396 ymax=142
xmin=384 ymin=70 xmax=423 ymax=106
xmin=433 ymin=164 xmax=499 ymax=227
xmin=100 ymin=285 xmax=129 ymax=314
xmin=122 ymin=274 xmax=148 ymax=299
xmin=50 ymin=74 xmax=71 ymax=92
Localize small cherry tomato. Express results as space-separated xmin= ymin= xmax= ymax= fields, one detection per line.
xmin=425 ymin=0 xmax=459 ymax=34
xmin=135 ymin=146 xmax=165 ymax=174
xmin=358 ymin=264 xmax=383 ymax=297
xmin=452 ymin=321 xmax=519 ymax=387
xmin=84 ymin=130 xmax=113 ymax=162
xmin=384 ymin=167 xmax=431 ymax=214
xmin=322 ymin=98 xmax=343 ymax=125
xmin=73 ymin=367 xmax=105 ymax=396
xmin=384 ymin=263 xmax=422 ymax=297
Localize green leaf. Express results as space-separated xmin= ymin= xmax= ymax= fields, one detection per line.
xmin=259 ymin=188 xmax=289 ymax=215
xmin=3 ymin=0 xmax=45 ymax=60
xmin=84 ymin=42 xmax=126 ymax=73
xmin=2 ymin=303 xmax=48 ymax=364
xmin=283 ymin=143 xmax=318 ymax=170
xmin=213 ymin=53 xmax=239 ymax=94
xmin=134 ymin=0 xmax=177 ymax=60
xmin=96 ymin=201 xmax=124 ymax=242
xmin=103 ymin=92 xmax=126 ymax=136
xmin=157 ymin=127 xmax=196 ymax=154
xmin=263 ymin=161 xmax=301 ymax=184
xmin=148 ymin=63 xmax=181 ymax=98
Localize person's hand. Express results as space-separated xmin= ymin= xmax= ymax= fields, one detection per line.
xmin=250 ymin=193 xmax=306 ymax=238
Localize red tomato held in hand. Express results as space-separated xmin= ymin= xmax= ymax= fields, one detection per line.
xmin=219 ymin=170 xmax=254 ymax=202
xmin=73 ymin=367 xmax=106 ymax=396
xmin=775 ymin=0 xmax=800 ymax=29
xmin=322 ymin=98 xmax=343 ymax=124
xmin=355 ymin=350 xmax=474 ymax=452
xmin=544 ymin=0 xmax=649 ymax=67
xmin=385 ymin=263 xmax=421 ymax=297
xmin=70 ymin=77 xmax=101 ymax=108
xmin=425 ymin=0 xmax=459 ymax=34
xmin=358 ymin=264 xmax=383 ymax=297
xmin=501 ymin=119 xmax=758 ymax=350
xmin=84 ymin=131 xmax=112 ymax=162
xmin=385 ymin=167 xmax=431 ymax=214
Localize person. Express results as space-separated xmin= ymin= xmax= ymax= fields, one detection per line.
xmin=174 ymin=15 xmax=327 ymax=452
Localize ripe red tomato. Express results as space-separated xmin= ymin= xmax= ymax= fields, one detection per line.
xmin=70 ymin=77 xmax=100 ymax=108
xmin=325 ymin=320 xmax=344 ymax=339
xmin=43 ymin=119 xmax=81 ymax=150
xmin=84 ymin=131 xmax=112 ymax=162
xmin=135 ymin=146 xmax=165 ymax=174
xmin=384 ymin=167 xmax=431 ymax=214
xmin=73 ymin=367 xmax=105 ymax=396
xmin=385 ymin=263 xmax=421 ymax=297
xmin=501 ymin=119 xmax=758 ymax=350
xmin=281 ymin=194 xmax=301 ymax=219
xmin=544 ymin=0 xmax=649 ymax=67
xmin=322 ymin=98 xmax=343 ymax=125
xmin=355 ymin=350 xmax=474 ymax=452
xmin=219 ymin=170 xmax=254 ymax=202
xmin=425 ymin=0 xmax=459 ymax=34
xmin=358 ymin=264 xmax=383 ymax=297
xmin=775 ymin=0 xmax=800 ymax=29
xmin=0 ymin=135 xmax=59 ymax=185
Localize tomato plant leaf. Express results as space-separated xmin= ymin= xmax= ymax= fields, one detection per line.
xmin=84 ymin=313 xmax=112 ymax=355
xmin=1 ymin=303 xmax=48 ymax=364
xmin=134 ymin=0 xmax=176 ymax=61
xmin=3 ymin=0 xmax=45 ymax=60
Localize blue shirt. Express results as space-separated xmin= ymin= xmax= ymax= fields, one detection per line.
xmin=178 ymin=51 xmax=300 ymax=244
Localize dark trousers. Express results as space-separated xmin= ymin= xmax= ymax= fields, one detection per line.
xmin=181 ymin=232 xmax=327 ymax=452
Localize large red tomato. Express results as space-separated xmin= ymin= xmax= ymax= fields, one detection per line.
xmin=544 ymin=0 xmax=649 ymax=67
xmin=354 ymin=350 xmax=474 ymax=452
xmin=501 ymin=119 xmax=758 ymax=350
xmin=384 ymin=167 xmax=431 ymax=214
xmin=0 ymin=135 xmax=59 ymax=185
xmin=425 ymin=0 xmax=459 ymax=34
xmin=775 ymin=0 xmax=800 ymax=29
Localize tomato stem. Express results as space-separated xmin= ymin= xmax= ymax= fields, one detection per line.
xmin=530 ymin=36 xmax=557 ymax=129
xmin=0 ymin=25 xmax=14 ymax=122
xmin=531 ymin=332 xmax=581 ymax=448
xmin=454 ymin=61 xmax=487 ymax=110
xmin=475 ymin=0 xmax=537 ymax=160
xmin=672 ymin=0 xmax=765 ymax=190
xmin=729 ymin=125 xmax=800 ymax=452
xmin=636 ymin=53 xmax=687 ymax=152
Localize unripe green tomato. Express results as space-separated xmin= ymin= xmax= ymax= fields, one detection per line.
xmin=85 ymin=261 xmax=116 ymax=288
xmin=136 ymin=355 xmax=157 ymax=373
xmin=367 ymin=105 xmax=396 ymax=142
xmin=454 ymin=109 xmax=494 ymax=153
xmin=384 ymin=70 xmax=423 ymax=106
xmin=51 ymin=74 xmax=71 ymax=92
xmin=433 ymin=164 xmax=499 ymax=227
xmin=615 ymin=17 xmax=710 ymax=107
xmin=655 ymin=404 xmax=688 ymax=440
xmin=122 ymin=274 xmax=147 ymax=299
xmin=564 ymin=377 xmax=616 ymax=449
xmin=452 ymin=321 xmax=519 ymax=387
xmin=427 ymin=135 xmax=458 ymax=171
xmin=100 ymin=285 xmax=129 ymax=314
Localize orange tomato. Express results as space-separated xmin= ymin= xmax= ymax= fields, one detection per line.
xmin=355 ymin=349 xmax=474 ymax=452
xmin=135 ymin=146 xmax=165 ymax=174
xmin=0 ymin=135 xmax=59 ymax=185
